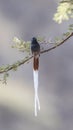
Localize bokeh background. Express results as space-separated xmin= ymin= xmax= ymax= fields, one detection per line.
xmin=0 ymin=0 xmax=73 ymax=130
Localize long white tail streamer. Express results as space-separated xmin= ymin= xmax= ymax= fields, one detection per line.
xmin=33 ymin=70 xmax=40 ymax=116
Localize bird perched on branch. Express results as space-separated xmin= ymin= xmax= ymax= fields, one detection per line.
xmin=31 ymin=37 xmax=40 ymax=116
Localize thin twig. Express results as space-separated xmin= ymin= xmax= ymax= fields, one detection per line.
xmin=0 ymin=32 xmax=73 ymax=74
xmin=0 ymin=56 xmax=33 ymax=74
xmin=41 ymin=32 xmax=73 ymax=53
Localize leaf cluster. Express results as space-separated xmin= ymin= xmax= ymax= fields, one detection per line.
xmin=12 ymin=37 xmax=30 ymax=52
xmin=53 ymin=0 xmax=73 ymax=23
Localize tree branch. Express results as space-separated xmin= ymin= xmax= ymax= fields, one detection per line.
xmin=41 ymin=32 xmax=73 ymax=53
xmin=0 ymin=32 xmax=73 ymax=74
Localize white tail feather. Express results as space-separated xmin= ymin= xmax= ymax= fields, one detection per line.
xmin=33 ymin=70 xmax=40 ymax=116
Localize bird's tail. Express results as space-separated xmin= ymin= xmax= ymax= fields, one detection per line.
xmin=33 ymin=56 xmax=40 ymax=116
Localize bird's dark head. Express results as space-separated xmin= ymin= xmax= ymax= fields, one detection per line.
xmin=31 ymin=37 xmax=37 ymax=44
xmin=31 ymin=37 xmax=40 ymax=53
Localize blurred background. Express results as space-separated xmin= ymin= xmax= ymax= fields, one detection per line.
xmin=0 ymin=0 xmax=73 ymax=130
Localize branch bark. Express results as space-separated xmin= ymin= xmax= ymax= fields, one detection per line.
xmin=0 ymin=32 xmax=73 ymax=74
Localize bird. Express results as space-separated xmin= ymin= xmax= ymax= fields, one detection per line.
xmin=31 ymin=37 xmax=40 ymax=116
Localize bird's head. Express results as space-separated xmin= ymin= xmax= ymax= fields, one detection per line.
xmin=31 ymin=37 xmax=37 ymax=44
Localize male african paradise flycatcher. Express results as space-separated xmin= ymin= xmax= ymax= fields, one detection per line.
xmin=31 ymin=37 xmax=40 ymax=116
